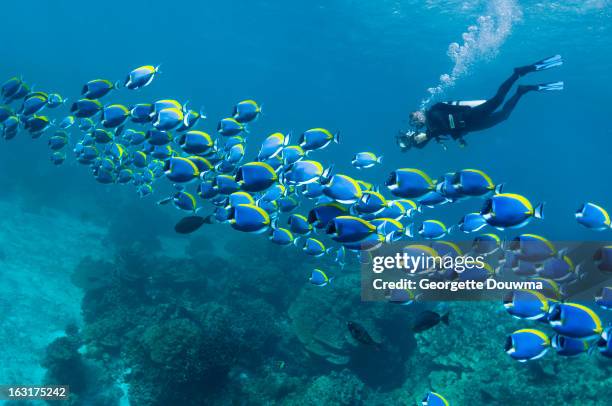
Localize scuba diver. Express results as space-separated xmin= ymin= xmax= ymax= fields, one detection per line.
xmin=397 ymin=55 xmax=564 ymax=150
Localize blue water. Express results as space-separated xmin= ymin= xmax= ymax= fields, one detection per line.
xmin=0 ymin=1 xmax=611 ymax=405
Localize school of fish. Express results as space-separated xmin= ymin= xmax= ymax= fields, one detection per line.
xmin=1 ymin=66 xmax=610 ymax=404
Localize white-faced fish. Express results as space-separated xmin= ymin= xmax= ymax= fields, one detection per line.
xmin=386 ymin=168 xmax=435 ymax=198
xmin=480 ymin=193 xmax=544 ymax=229
xmin=575 ymin=202 xmax=610 ymax=230
xmin=124 ymin=65 xmax=160 ymax=90
xmin=233 ymin=100 xmax=261 ymax=123
xmin=351 ymin=152 xmax=382 ymax=169
xmin=505 ymin=329 xmax=550 ymax=362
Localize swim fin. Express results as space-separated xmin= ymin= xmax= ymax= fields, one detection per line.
xmin=515 ymin=55 xmax=563 ymax=76
xmin=532 ymin=55 xmax=563 ymax=71
xmin=536 ymin=81 xmax=564 ymax=91
xmin=519 ymin=81 xmax=564 ymax=93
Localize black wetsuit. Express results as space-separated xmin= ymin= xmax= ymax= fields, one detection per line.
xmin=419 ymin=70 xmax=529 ymax=147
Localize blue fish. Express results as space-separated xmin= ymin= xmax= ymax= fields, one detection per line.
xmin=178 ymin=130 xmax=213 ymax=154
xmin=506 ymin=234 xmax=560 ymax=262
xmin=235 ymin=162 xmax=278 ymax=192
xmin=309 ymin=269 xmax=332 ymax=286
xmin=258 ymin=132 xmax=289 ymax=161
xmin=595 ymin=287 xmax=612 ymax=310
xmin=82 ymin=79 xmax=117 ymax=99
xmin=269 ymin=227 xmax=294 ymax=245
xmin=505 ymin=328 xmax=550 ymax=362
xmin=288 ymin=214 xmax=312 ymax=235
xmin=233 ymin=99 xmax=261 ymax=123
xmin=471 ymin=233 xmax=501 ymax=256
xmin=214 ymin=174 xmax=240 ymax=195
xmin=124 ymin=65 xmax=159 ymax=90
xmin=197 ymin=179 xmax=219 ymax=200
xmin=595 ymin=327 xmax=612 ymax=358
xmin=326 ymin=216 xmax=376 ymax=243
xmin=165 ymin=157 xmax=199 ymax=183
xmin=351 ymin=152 xmax=382 ymax=169
xmin=503 ymin=290 xmax=550 ymax=320
xmin=594 ymin=245 xmax=612 ymax=273
xmin=228 ymin=204 xmax=271 ymax=233
xmin=547 ymin=303 xmax=603 ymax=338
xmin=452 ymin=169 xmax=502 ymax=197
xmin=130 ymin=103 xmax=154 ymax=123
xmin=536 ymin=255 xmax=582 ymax=283
xmin=551 ymin=335 xmax=589 ymax=357
xmin=283 ymin=160 xmax=331 ymax=186
xmin=299 ymin=128 xmax=339 ymax=151
xmin=153 ymin=107 xmax=183 ymax=130
xmin=480 ymin=193 xmax=544 ymax=229
xmin=575 ymin=202 xmax=610 ymax=230
xmin=217 ymin=117 xmax=245 ymax=136
xmin=70 ymin=98 xmax=102 ymax=118
xmin=308 ymin=203 xmax=348 ymax=229
xmin=386 ymin=168 xmax=435 ymax=198
xmin=322 ymin=174 xmax=362 ymax=204
xmin=302 ymin=238 xmax=328 ymax=257
xmin=418 ymin=220 xmax=448 ymax=240
xmin=421 ymin=392 xmax=450 ymax=406
xmin=282 ymin=145 xmax=305 ymax=165
xmin=102 ymin=104 xmax=130 ymax=128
